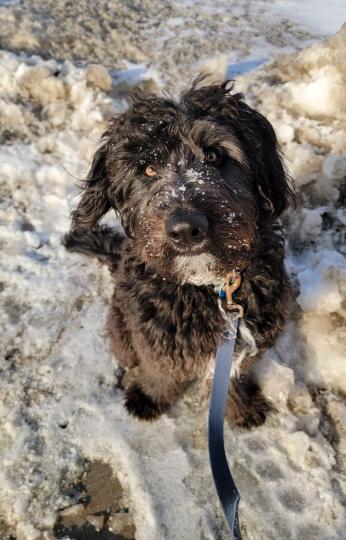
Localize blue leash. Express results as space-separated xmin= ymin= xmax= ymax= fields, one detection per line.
xmin=209 ymin=275 xmax=243 ymax=539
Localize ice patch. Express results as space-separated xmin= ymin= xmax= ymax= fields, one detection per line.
xmin=0 ymin=0 xmax=20 ymax=5
xmin=227 ymin=58 xmax=267 ymax=78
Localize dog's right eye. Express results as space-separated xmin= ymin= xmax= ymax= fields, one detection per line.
xmin=204 ymin=151 xmax=219 ymax=163
xmin=203 ymin=148 xmax=224 ymax=166
xmin=144 ymin=165 xmax=157 ymax=177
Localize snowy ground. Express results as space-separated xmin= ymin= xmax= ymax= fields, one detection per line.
xmin=0 ymin=2 xmax=346 ymax=539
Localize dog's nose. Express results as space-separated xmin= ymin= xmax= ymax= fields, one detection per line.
xmin=165 ymin=212 xmax=208 ymax=247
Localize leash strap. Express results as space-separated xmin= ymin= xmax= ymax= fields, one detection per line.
xmin=208 ymin=314 xmax=243 ymax=539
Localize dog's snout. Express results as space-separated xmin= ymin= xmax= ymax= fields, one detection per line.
xmin=165 ymin=212 xmax=208 ymax=248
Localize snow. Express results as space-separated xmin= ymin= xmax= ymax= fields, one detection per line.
xmin=273 ymin=0 xmax=346 ymax=35
xmin=0 ymin=3 xmax=346 ymax=540
xmin=297 ymin=250 xmax=346 ymax=315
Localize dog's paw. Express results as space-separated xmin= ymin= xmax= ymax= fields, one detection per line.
xmin=124 ymin=385 xmax=168 ymax=421
xmin=226 ymin=379 xmax=276 ymax=429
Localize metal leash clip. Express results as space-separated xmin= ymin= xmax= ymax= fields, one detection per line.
xmin=220 ymin=271 xmax=244 ymax=318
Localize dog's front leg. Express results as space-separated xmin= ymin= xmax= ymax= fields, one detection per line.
xmin=123 ymin=361 xmax=194 ymax=421
xmin=226 ymin=353 xmax=275 ymax=429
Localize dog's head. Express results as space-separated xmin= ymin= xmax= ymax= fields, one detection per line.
xmin=72 ymin=79 xmax=293 ymax=285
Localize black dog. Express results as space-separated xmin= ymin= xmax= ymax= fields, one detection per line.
xmin=64 ymin=78 xmax=293 ymax=427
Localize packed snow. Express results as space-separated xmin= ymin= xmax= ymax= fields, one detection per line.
xmin=0 ymin=2 xmax=346 ymax=539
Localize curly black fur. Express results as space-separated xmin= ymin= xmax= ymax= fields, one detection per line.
xmin=63 ymin=225 xmax=124 ymax=270
xmin=64 ymin=78 xmax=293 ymax=428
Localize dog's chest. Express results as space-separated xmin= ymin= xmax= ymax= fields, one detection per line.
xmin=116 ymin=266 xmax=227 ymax=361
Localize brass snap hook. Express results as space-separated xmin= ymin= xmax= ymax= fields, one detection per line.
xmin=224 ymin=271 xmax=243 ymax=318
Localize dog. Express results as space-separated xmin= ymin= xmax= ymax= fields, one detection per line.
xmin=63 ymin=77 xmax=293 ymax=428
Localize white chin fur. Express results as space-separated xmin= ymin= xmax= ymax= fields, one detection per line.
xmin=175 ymin=254 xmax=219 ymax=286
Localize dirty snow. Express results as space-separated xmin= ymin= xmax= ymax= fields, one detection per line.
xmin=1 ymin=2 xmax=346 ymax=540
xmin=272 ymin=0 xmax=346 ymax=35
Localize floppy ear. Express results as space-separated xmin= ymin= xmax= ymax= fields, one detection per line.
xmin=239 ymin=105 xmax=294 ymax=219
xmin=71 ymin=143 xmax=111 ymax=231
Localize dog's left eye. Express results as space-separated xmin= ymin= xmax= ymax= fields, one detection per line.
xmin=144 ymin=165 xmax=157 ymax=177
xmin=204 ymin=150 xmax=220 ymax=164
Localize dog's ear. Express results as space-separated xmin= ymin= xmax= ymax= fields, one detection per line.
xmin=241 ymin=105 xmax=294 ymax=219
xmin=71 ymin=143 xmax=111 ymax=231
